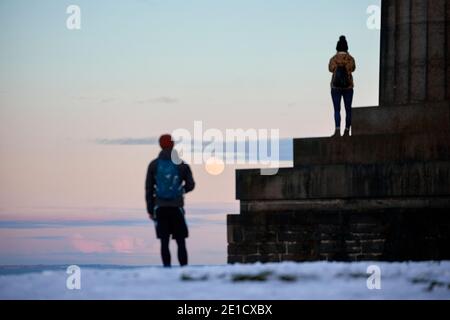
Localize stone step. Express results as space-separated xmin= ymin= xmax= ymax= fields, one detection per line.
xmin=236 ymin=161 xmax=450 ymax=201
xmin=293 ymin=132 xmax=450 ymax=166
xmin=239 ymin=197 xmax=450 ymax=214
xmin=352 ymin=103 xmax=450 ymax=136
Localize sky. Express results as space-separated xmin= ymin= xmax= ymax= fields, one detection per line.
xmin=0 ymin=0 xmax=381 ymax=266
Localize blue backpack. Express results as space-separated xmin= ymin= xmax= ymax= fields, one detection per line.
xmin=155 ymin=159 xmax=183 ymax=200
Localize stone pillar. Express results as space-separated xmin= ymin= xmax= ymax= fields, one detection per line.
xmin=379 ymin=0 xmax=449 ymax=107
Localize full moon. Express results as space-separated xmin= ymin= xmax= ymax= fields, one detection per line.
xmin=204 ymin=157 xmax=225 ymax=176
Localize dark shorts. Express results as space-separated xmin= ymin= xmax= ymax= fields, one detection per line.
xmin=155 ymin=207 xmax=189 ymax=239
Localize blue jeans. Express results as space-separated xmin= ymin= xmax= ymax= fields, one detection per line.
xmin=331 ymin=88 xmax=354 ymax=129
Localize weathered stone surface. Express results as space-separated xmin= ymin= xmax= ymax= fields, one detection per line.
xmin=228 ymin=243 xmax=258 ymax=256
xmin=380 ymin=0 xmax=449 ymax=107
xmin=379 ymin=0 xmax=396 ymax=104
xmin=237 ymin=161 xmax=450 ymax=200
xmin=258 ymin=243 xmax=286 ymax=255
xmin=240 ymin=198 xmax=450 ymax=213
xmin=228 ymin=255 xmax=244 ymax=264
xmin=227 ymin=224 xmax=243 ymax=244
xmin=427 ymin=0 xmax=447 ymax=102
xmin=227 ymin=209 xmax=450 ymax=263
xmin=410 ymin=0 xmax=428 ymax=103
xmin=352 ymin=104 xmax=450 ymax=136
xmin=447 ymin=0 xmax=450 ymax=100
xmin=294 ymin=132 xmax=450 ymax=166
xmin=395 ymin=0 xmax=411 ymax=105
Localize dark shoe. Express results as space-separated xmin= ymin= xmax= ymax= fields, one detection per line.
xmin=332 ymin=129 xmax=340 ymax=138
xmin=343 ymin=129 xmax=350 ymax=137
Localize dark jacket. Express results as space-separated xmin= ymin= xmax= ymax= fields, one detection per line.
xmin=145 ymin=149 xmax=195 ymax=214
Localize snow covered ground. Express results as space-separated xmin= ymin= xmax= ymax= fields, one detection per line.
xmin=0 ymin=262 xmax=449 ymax=300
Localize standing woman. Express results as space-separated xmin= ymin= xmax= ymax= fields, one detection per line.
xmin=329 ymin=36 xmax=356 ymax=137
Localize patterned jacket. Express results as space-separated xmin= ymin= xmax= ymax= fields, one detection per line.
xmin=329 ymin=52 xmax=356 ymax=89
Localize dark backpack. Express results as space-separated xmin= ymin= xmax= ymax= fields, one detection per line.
xmin=155 ymin=159 xmax=183 ymax=200
xmin=333 ymin=65 xmax=350 ymax=88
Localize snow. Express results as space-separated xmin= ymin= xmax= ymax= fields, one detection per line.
xmin=0 ymin=262 xmax=449 ymax=300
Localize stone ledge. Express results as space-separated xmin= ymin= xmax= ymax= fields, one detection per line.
xmin=236 ymin=161 xmax=450 ymax=200
xmin=239 ymin=197 xmax=450 ymax=213
xmin=293 ymin=132 xmax=450 ymax=166
xmin=352 ymin=104 xmax=450 ymax=136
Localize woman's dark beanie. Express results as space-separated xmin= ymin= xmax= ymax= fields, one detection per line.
xmin=336 ymin=35 xmax=349 ymax=52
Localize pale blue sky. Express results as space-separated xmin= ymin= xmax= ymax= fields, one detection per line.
xmin=1 ymin=0 xmax=380 ymax=140
xmin=0 ymin=0 xmax=381 ymax=265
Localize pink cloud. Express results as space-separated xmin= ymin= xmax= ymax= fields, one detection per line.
xmin=71 ymin=234 xmax=110 ymax=253
xmin=70 ymin=234 xmax=147 ymax=254
xmin=112 ymin=236 xmax=146 ymax=254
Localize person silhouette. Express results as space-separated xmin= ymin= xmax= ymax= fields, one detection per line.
xmin=329 ymin=35 xmax=356 ymax=137
xmin=145 ymin=134 xmax=195 ymax=267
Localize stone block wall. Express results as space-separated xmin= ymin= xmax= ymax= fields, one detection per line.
xmin=228 ymin=208 xmax=450 ymax=263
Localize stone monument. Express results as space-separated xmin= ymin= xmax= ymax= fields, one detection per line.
xmin=227 ymin=0 xmax=450 ymax=263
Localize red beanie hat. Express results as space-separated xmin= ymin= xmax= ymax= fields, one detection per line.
xmin=159 ymin=134 xmax=174 ymax=150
